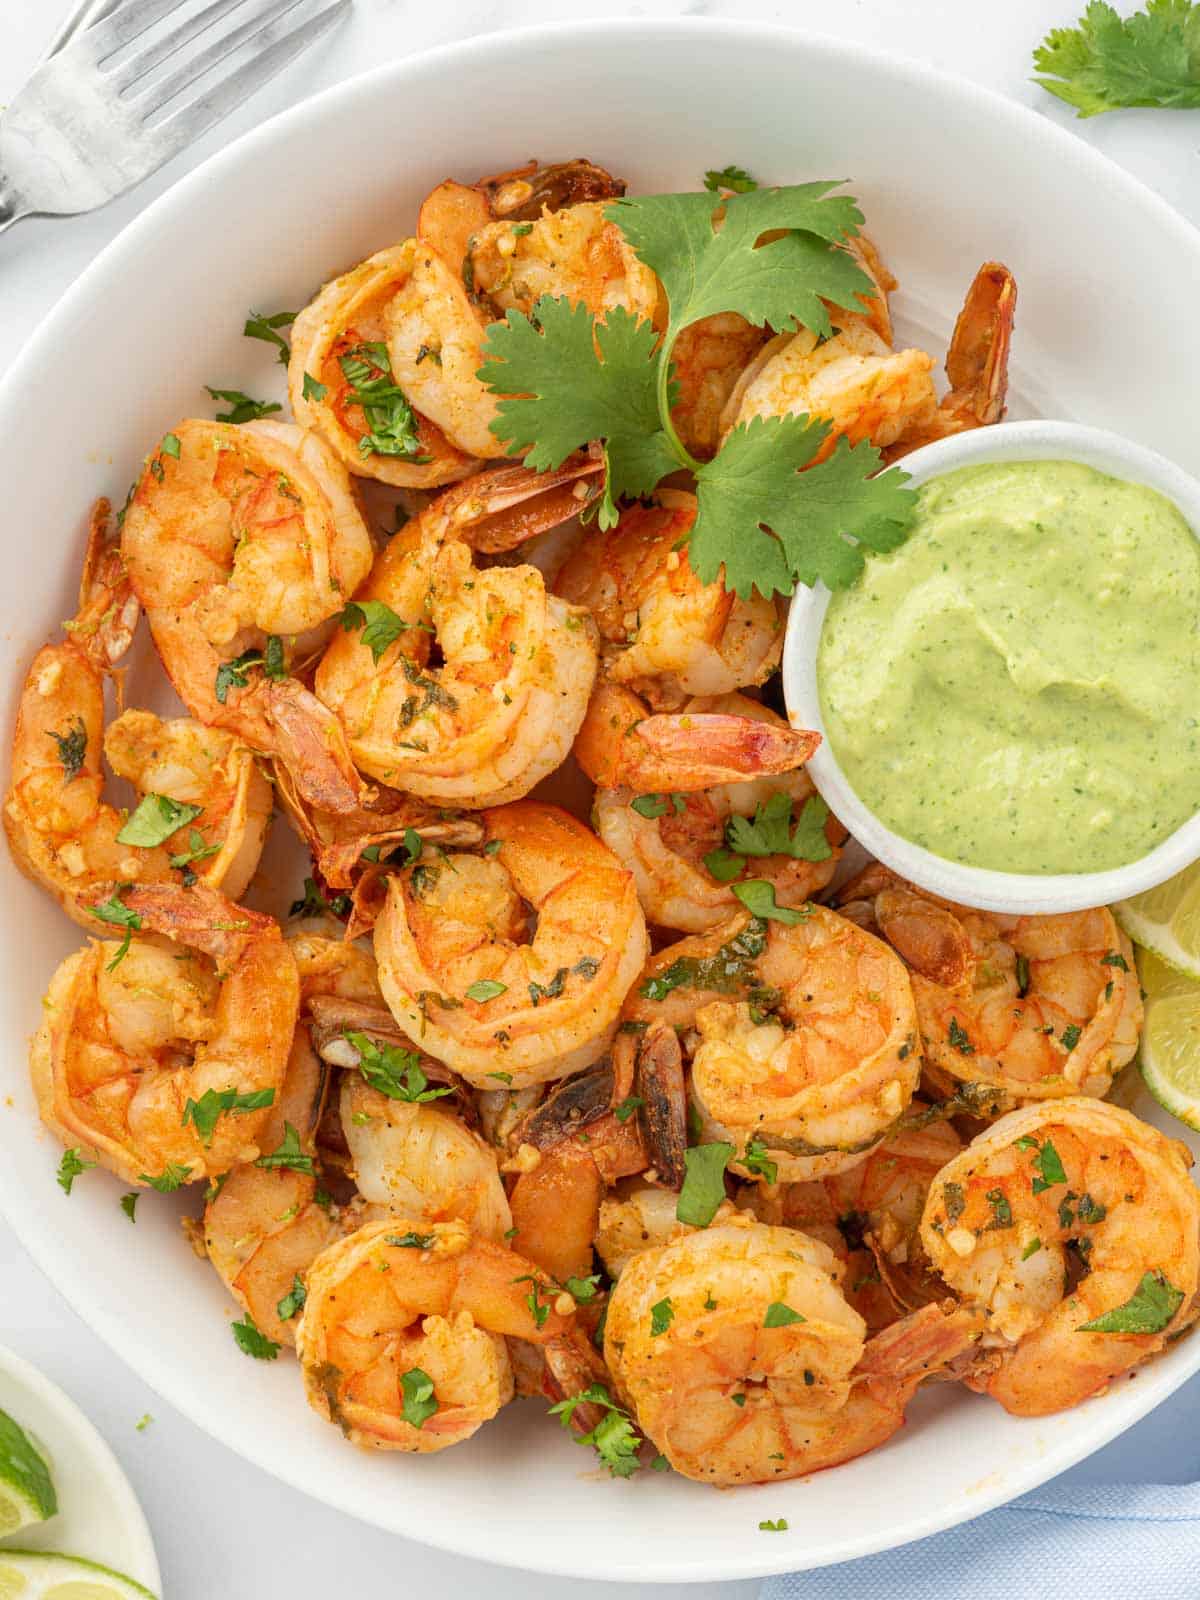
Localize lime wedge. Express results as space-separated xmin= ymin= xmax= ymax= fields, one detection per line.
xmin=0 ymin=1411 xmax=56 ymax=1540
xmin=1114 ymin=859 xmax=1200 ymax=978
xmin=1138 ymin=947 xmax=1200 ymax=1131
xmin=0 ymin=1552 xmax=156 ymax=1600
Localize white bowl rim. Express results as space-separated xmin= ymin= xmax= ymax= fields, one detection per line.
xmin=0 ymin=1342 xmax=161 ymax=1593
xmin=784 ymin=420 xmax=1200 ymax=914
xmin=5 ymin=16 xmax=1200 ymax=1583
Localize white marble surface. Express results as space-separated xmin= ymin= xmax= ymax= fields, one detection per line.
xmin=2 ymin=1 xmax=1199 ymax=1594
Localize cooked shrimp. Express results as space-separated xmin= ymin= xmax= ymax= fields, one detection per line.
xmin=573 ymin=682 xmax=819 ymax=793
xmin=7 ymin=643 xmax=271 ymax=928
xmin=296 ymin=1217 xmax=576 ymax=1451
xmin=747 ymin=1116 xmax=963 ymax=1331
xmin=31 ymin=885 xmax=298 ymax=1187
xmin=342 ymin=1074 xmax=512 ymax=1242
xmin=203 ymin=1027 xmax=338 ymax=1348
xmin=314 ymin=467 xmax=599 ymax=806
xmin=605 ymin=1215 xmax=977 ymax=1484
xmin=684 ymin=905 xmax=921 ymax=1182
xmin=289 ymin=242 xmax=480 ymax=486
xmin=554 ymin=491 xmax=784 ymax=708
xmin=921 ymin=1098 xmax=1200 ymax=1415
xmin=845 ymin=867 xmax=1142 ymax=1111
xmin=121 ymin=418 xmax=374 ymax=812
xmin=595 ymin=1181 xmax=702 ymax=1279
xmin=374 ymin=801 xmax=648 ymax=1088
xmin=671 ymin=314 xmax=772 ymax=460
xmin=722 ymin=262 xmax=1014 ymax=462
xmin=593 ymin=693 xmax=842 ymax=931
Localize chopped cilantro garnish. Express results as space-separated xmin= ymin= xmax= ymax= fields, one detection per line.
xmin=205 ymin=386 xmax=282 ymax=424
xmin=277 ymin=1275 xmax=307 ymax=1322
xmin=630 ymin=792 xmax=687 ymax=820
xmin=56 ymin=1147 xmax=95 ymax=1195
xmin=743 ymin=1136 xmax=779 ymax=1185
xmin=339 ymin=598 xmax=424 ymax=663
xmin=120 ymin=1192 xmax=138 ymax=1222
xmin=731 ymin=880 xmax=809 ymax=924
xmin=465 ymin=979 xmax=508 ymax=1003
xmin=703 ymin=164 xmax=758 ymax=193
xmin=650 ymin=1298 xmax=674 ymax=1337
xmin=400 ymin=1367 xmax=438 ymax=1428
xmin=140 ymin=1162 xmax=192 ymax=1192
xmin=1078 ymin=1269 xmax=1184 ymax=1333
xmin=231 ymin=1313 xmax=280 ymax=1360
xmin=50 ymin=717 xmax=87 ymax=781
xmin=763 ymin=1302 xmax=805 ymax=1328
xmin=345 ymin=1031 xmax=452 ymax=1103
xmin=614 ymin=1095 xmax=644 ymax=1124
xmin=182 ymin=1086 xmax=275 ymax=1147
xmin=676 ymin=1142 xmax=734 ymax=1227
xmin=549 ymin=1383 xmax=643 ymax=1478
xmin=1031 ymin=1138 xmax=1068 ymax=1194
xmin=89 ymin=886 xmax=141 ymax=971
xmin=243 ymin=308 xmax=297 ymax=365
xmin=117 ymin=793 xmax=202 ymax=848
xmin=254 ymin=1122 xmax=314 ymax=1176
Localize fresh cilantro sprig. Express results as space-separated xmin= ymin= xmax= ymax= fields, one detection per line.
xmin=344 ymin=1031 xmax=453 ymax=1104
xmin=477 ymin=181 xmax=915 ymax=597
xmin=549 ymin=1383 xmax=644 ymax=1478
xmin=1034 ymin=1 xmax=1200 ymax=115
xmin=1078 ymin=1270 xmax=1184 ymax=1333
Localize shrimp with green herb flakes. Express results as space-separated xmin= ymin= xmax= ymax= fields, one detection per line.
xmin=921 ymin=1097 xmax=1200 ymax=1416
xmin=296 ymin=1217 xmax=577 ymax=1452
xmin=374 ymin=801 xmax=647 ymax=1088
xmin=605 ymin=1215 xmax=977 ymax=1485
xmin=121 ymin=418 xmax=374 ymax=813
xmin=32 ymin=885 xmax=298 ymax=1188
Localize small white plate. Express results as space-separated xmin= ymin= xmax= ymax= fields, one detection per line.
xmin=0 ymin=1345 xmax=160 ymax=1594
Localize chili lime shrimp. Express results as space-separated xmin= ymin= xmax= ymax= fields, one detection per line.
xmin=341 ymin=1075 xmax=512 ymax=1242
xmin=920 ymin=1098 xmax=1200 ymax=1415
xmin=6 ymin=540 xmax=272 ymax=923
xmin=374 ymin=801 xmax=647 ymax=1089
xmin=573 ymin=681 xmax=819 ymax=793
xmin=747 ymin=1116 xmax=963 ymax=1332
xmin=120 ymin=417 xmax=374 ymax=812
xmin=596 ymin=1181 xmax=704 ymax=1279
xmin=315 ymin=467 xmax=599 ymax=805
xmin=203 ymin=1027 xmax=338 ymax=1347
xmin=680 ymin=905 xmax=920 ymax=1183
xmin=593 ymin=693 xmax=842 ymax=931
xmin=843 ymin=866 xmax=1142 ymax=1110
xmin=555 ymin=491 xmax=784 ymax=709
xmin=296 ymin=1217 xmax=578 ymax=1451
xmin=605 ymin=1215 xmax=978 ymax=1484
xmin=288 ymin=242 xmax=480 ymax=487
xmin=670 ymin=315 xmax=772 ymax=460
xmin=31 ymin=885 xmax=298 ymax=1187
xmin=722 ymin=262 xmax=1014 ymax=461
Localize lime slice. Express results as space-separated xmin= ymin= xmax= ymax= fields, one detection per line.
xmin=1114 ymin=859 xmax=1200 ymax=978
xmin=0 ymin=1411 xmax=56 ymax=1540
xmin=1138 ymin=947 xmax=1200 ymax=1130
xmin=0 ymin=1553 xmax=156 ymax=1600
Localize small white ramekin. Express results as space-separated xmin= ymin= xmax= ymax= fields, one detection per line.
xmin=782 ymin=420 xmax=1200 ymax=914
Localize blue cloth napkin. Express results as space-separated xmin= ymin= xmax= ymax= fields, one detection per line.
xmin=762 ymin=1370 xmax=1200 ymax=1599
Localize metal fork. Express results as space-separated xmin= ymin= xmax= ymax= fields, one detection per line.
xmin=0 ymin=0 xmax=351 ymax=236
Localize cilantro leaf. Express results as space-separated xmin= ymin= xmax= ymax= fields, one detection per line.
xmin=50 ymin=717 xmax=87 ymax=781
xmin=89 ymin=886 xmax=142 ymax=971
xmin=1078 ymin=1269 xmax=1185 ymax=1333
xmin=763 ymin=1302 xmax=805 ymax=1328
xmin=339 ymin=599 xmax=417 ymax=663
xmin=120 ymin=1193 xmax=138 ymax=1221
xmin=614 ymin=1095 xmax=644 ymax=1124
xmin=400 ymin=1367 xmax=439 ymax=1428
xmin=140 ymin=1163 xmax=192 ymax=1192
xmin=1030 ymin=1138 xmax=1068 ymax=1194
xmin=117 ymin=793 xmax=203 ymax=849
xmin=277 ymin=1275 xmax=306 ymax=1322
xmin=1033 ymin=0 xmax=1200 ymax=116
xmin=254 ymin=1122 xmax=314 ymax=1176
xmin=676 ymin=1142 xmax=734 ymax=1227
xmin=548 ymin=1382 xmax=643 ymax=1478
xmin=205 ymin=386 xmax=282 ymax=424
xmin=232 ymin=1314 xmax=280 ymax=1360
xmin=57 ymin=1147 xmax=95 ymax=1195
xmin=703 ymin=165 xmax=758 ymax=193
xmin=478 ymin=298 xmax=676 ymax=527
xmin=607 ymin=183 xmax=871 ymax=340
xmin=650 ymin=1298 xmax=674 ymax=1336
xmin=731 ymin=880 xmax=810 ymax=924
xmin=345 ymin=1031 xmax=453 ymax=1103
xmin=691 ymin=420 xmax=917 ymax=599
xmin=302 ymin=371 xmax=328 ymax=402
xmin=289 ymin=877 xmax=351 ymax=920
xmin=182 ymin=1087 xmax=275 ymax=1147
xmin=465 ymin=979 xmax=507 ymax=1003
xmin=564 ymin=1273 xmax=601 ymax=1304
xmin=743 ymin=1136 xmax=779 ymax=1185
xmin=243 ymin=308 xmax=297 ymax=365
xmin=726 ymin=792 xmax=832 ymax=863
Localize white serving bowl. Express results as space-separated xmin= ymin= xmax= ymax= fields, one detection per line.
xmin=4 ymin=16 xmax=1200 ymax=1586
xmin=783 ymin=420 xmax=1200 ymax=914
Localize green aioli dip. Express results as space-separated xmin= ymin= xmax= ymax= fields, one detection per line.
xmin=818 ymin=459 xmax=1200 ymax=874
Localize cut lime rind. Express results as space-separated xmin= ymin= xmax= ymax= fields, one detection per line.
xmin=1114 ymin=858 xmax=1200 ymax=981
xmin=0 ymin=1410 xmax=56 ymax=1540
xmin=0 ymin=1550 xmax=157 ymax=1599
xmin=1137 ymin=947 xmax=1200 ymax=1133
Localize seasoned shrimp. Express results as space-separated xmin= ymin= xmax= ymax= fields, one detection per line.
xmin=747 ymin=1116 xmax=963 ymax=1331
xmin=342 ymin=1074 xmax=512 ymax=1242
xmin=374 ymin=801 xmax=648 ymax=1088
xmin=121 ymin=417 xmax=374 ymax=812
xmin=683 ymin=906 xmax=921 ymax=1182
xmin=670 ymin=314 xmax=772 ymax=460
xmin=573 ymin=682 xmax=819 ymax=793
xmin=315 ymin=467 xmax=599 ymax=806
xmin=844 ymin=867 xmax=1142 ymax=1110
xmin=555 ymin=491 xmax=784 ymax=708
xmin=296 ymin=1217 xmax=577 ymax=1451
xmin=7 ymin=532 xmax=271 ymax=924
xmin=722 ymin=262 xmax=1014 ymax=461
xmin=921 ymin=1098 xmax=1200 ymax=1415
xmin=594 ymin=693 xmax=842 ymax=931
xmin=31 ymin=885 xmax=298 ymax=1187
xmin=203 ymin=1027 xmax=338 ymax=1348
xmin=596 ymin=1181 xmax=702 ymax=1279
xmin=289 ymin=242 xmax=480 ymax=486
xmin=605 ymin=1216 xmax=977 ymax=1484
